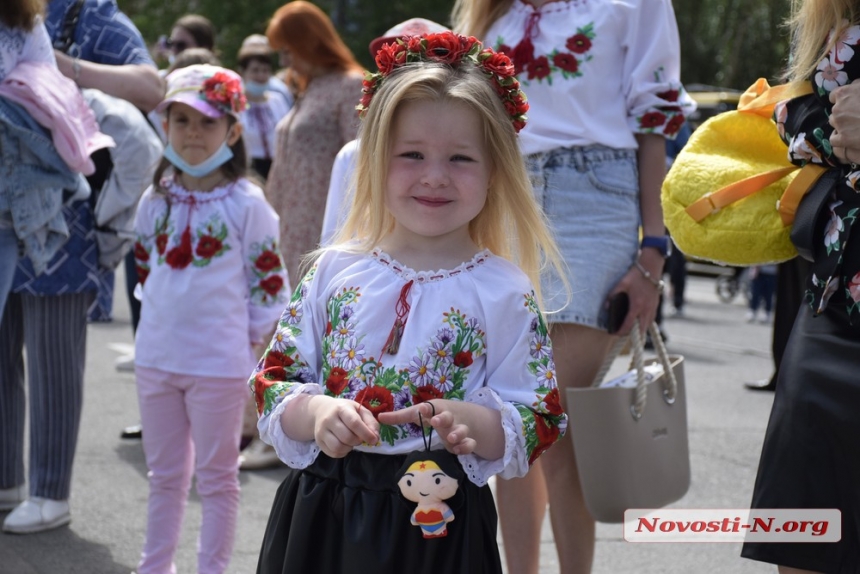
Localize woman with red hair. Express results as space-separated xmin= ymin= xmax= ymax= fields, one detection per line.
xmin=264 ymin=1 xmax=364 ymax=282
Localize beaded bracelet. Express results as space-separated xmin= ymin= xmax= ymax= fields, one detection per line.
xmin=634 ymin=260 xmax=665 ymax=293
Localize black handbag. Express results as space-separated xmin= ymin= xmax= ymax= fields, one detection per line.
xmin=789 ymin=168 xmax=841 ymax=262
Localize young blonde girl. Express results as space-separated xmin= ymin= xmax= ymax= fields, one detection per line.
xmin=742 ymin=0 xmax=860 ymax=571
xmin=132 ymin=64 xmax=288 ymax=574
xmin=252 ymin=32 xmax=567 ymax=573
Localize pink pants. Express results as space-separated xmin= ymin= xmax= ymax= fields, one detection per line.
xmin=135 ymin=366 xmax=248 ymax=574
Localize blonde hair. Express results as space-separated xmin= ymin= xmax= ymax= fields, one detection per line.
xmin=786 ymin=0 xmax=859 ymax=83
xmin=330 ymin=63 xmax=566 ymax=308
xmin=451 ymin=0 xmax=513 ymax=38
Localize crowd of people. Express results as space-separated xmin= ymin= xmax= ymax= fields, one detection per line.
xmin=1 ymin=0 xmax=859 ymax=573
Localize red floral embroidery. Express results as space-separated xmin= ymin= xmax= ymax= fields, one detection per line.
xmin=641 ymin=111 xmax=667 ymax=128
xmin=529 ymin=415 xmax=560 ymax=465
xmin=326 ymin=367 xmax=349 ymax=395
xmin=254 ymin=369 xmax=283 ymax=415
xmin=412 ymin=384 xmax=444 ymax=404
xmin=155 ymin=233 xmax=169 ymax=255
xmin=165 ymin=228 xmax=193 ymax=269
xmin=453 ymin=350 xmax=474 ymax=368
xmin=196 ymin=235 xmax=222 ymax=258
xmin=510 ymin=37 xmax=535 ymax=75
xmin=664 ymin=114 xmax=685 ymax=136
xmin=542 ymin=388 xmax=564 ymax=416
xmin=526 ymin=56 xmax=551 ymax=80
xmin=355 ymin=386 xmax=395 ymax=417
xmin=136 ymin=266 xmax=149 ymax=285
xmin=265 ymin=350 xmax=294 ymax=370
xmin=552 ymin=53 xmax=578 ymax=74
xmin=134 ymin=242 xmax=149 ymax=262
xmin=255 ymin=250 xmax=281 ymax=273
xmin=260 ymin=275 xmax=284 ymax=296
xmin=657 ymin=89 xmax=680 ymax=102
xmin=566 ymin=34 xmax=592 ymax=54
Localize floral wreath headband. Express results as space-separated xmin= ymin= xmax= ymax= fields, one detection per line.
xmin=158 ymin=65 xmax=248 ymax=119
xmin=357 ymin=31 xmax=529 ymax=133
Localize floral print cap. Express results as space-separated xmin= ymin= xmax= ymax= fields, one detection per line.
xmin=156 ymin=64 xmax=248 ymax=118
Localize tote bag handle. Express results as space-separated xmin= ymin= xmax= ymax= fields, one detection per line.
xmin=590 ymin=321 xmax=678 ymax=420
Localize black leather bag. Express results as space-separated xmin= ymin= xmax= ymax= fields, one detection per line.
xmin=790 ymin=168 xmax=841 ymax=262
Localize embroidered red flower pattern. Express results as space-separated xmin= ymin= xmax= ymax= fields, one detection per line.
xmin=326 ymin=366 xmax=349 ymax=395
xmin=453 ymin=350 xmax=474 ymax=368
xmin=255 ymin=250 xmax=281 ymax=273
xmin=134 ymin=241 xmax=149 ymax=262
xmin=566 ymin=33 xmax=592 ymax=54
xmin=196 ymin=235 xmax=223 ymax=258
xmin=641 ymin=111 xmax=668 ymax=129
xmin=260 ymin=275 xmax=284 ymax=296
xmin=529 ymin=415 xmax=560 ymax=465
xmin=552 ymin=52 xmax=578 ymax=74
xmin=155 ymin=233 xmax=169 ymax=255
xmin=165 ymin=227 xmax=194 ymax=269
xmin=356 ymin=386 xmax=395 ymax=417
xmin=412 ymin=384 xmax=444 ymax=404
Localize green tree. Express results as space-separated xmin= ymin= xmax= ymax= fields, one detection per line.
xmin=673 ymin=0 xmax=792 ymax=89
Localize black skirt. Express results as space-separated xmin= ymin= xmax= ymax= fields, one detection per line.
xmin=257 ymin=450 xmax=503 ymax=574
xmin=741 ymin=301 xmax=860 ymax=572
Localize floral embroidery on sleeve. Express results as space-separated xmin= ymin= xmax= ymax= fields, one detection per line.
xmin=515 ymin=292 xmax=567 ymax=465
xmin=249 ymin=238 xmax=286 ymax=305
xmin=251 ymin=266 xmax=316 ymax=416
xmin=634 ymin=69 xmax=687 ymax=137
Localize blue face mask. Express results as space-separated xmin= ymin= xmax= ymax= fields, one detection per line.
xmin=164 ymin=140 xmax=234 ymax=179
xmin=244 ymin=80 xmax=268 ymax=98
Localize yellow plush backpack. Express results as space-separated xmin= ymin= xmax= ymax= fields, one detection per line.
xmin=662 ymin=79 xmax=824 ymax=266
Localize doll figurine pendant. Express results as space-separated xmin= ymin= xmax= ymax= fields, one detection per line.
xmin=395 ymin=406 xmax=463 ymax=539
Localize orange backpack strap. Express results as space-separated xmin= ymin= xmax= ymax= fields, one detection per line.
xmin=777 ymin=163 xmax=829 ymax=225
xmin=685 ymin=166 xmax=798 ymax=222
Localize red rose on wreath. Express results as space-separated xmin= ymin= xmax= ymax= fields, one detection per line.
xmin=412 ymin=384 xmax=444 ymax=404
xmin=663 ymin=114 xmax=685 ymax=136
xmin=527 ymin=56 xmax=551 ymax=80
xmin=424 ymin=32 xmax=467 ymax=63
xmin=641 ymin=111 xmax=667 ymax=128
xmin=529 ymin=416 xmax=560 ymax=465
xmin=255 ymin=250 xmax=281 ymax=273
xmin=259 ymin=275 xmax=284 ymax=296
xmin=355 ymin=386 xmax=395 ymax=418
xmin=553 ymin=52 xmax=578 ymax=74
xmin=326 ymin=367 xmax=349 ymax=395
xmin=134 ymin=241 xmax=149 ymax=262
xmin=202 ymin=71 xmax=247 ymax=114
xmin=453 ymin=350 xmax=473 ymax=368
xmin=155 ymin=233 xmax=169 ymax=255
xmin=375 ymin=43 xmax=405 ymax=75
xmin=481 ymin=50 xmax=515 ymax=77
xmin=165 ymin=227 xmax=193 ymax=269
xmin=196 ymin=235 xmax=222 ymax=258
xmin=566 ymin=34 xmax=592 ymax=54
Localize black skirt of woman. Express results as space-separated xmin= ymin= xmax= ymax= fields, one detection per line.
xmin=741 ymin=289 xmax=860 ymax=572
xmin=257 ymin=450 xmax=503 ymax=574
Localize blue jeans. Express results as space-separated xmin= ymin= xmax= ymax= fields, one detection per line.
xmin=0 ymin=227 xmax=19 ymax=315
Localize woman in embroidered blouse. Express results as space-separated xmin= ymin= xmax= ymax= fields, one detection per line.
xmin=264 ymin=1 xmax=364 ymax=282
xmin=131 ymin=65 xmax=289 ymax=574
xmin=252 ymin=32 xmax=568 ymax=573
xmin=452 ymin=1 xmax=694 ymax=572
xmin=742 ymin=0 xmax=860 ymax=570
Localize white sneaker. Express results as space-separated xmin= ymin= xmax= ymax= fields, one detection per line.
xmin=745 ymin=310 xmax=756 ymax=323
xmin=115 ymin=353 xmax=135 ymax=373
xmin=3 ymin=497 xmax=70 ymax=533
xmin=758 ymin=311 xmax=772 ymax=324
xmin=0 ymin=485 xmax=26 ymax=512
xmin=239 ymin=438 xmax=282 ymax=471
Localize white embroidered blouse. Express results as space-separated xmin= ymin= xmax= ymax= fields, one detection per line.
xmin=484 ymin=0 xmax=696 ymax=155
xmin=0 ymin=18 xmax=55 ymax=81
xmin=133 ymin=177 xmax=289 ymax=378
xmin=251 ymin=248 xmax=568 ymax=486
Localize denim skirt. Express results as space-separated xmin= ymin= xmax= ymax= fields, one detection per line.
xmin=527 ymin=145 xmax=640 ymax=329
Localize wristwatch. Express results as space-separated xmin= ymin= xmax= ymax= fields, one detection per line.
xmin=641 ymin=235 xmax=672 ymax=258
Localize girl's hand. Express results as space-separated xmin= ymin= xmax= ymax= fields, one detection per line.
xmin=608 ymin=250 xmax=664 ymax=336
xmin=378 ymin=400 xmax=478 ymax=456
xmin=306 ymin=395 xmax=380 ymax=458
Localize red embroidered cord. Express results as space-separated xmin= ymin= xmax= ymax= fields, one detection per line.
xmin=381 ymin=279 xmax=414 ymax=355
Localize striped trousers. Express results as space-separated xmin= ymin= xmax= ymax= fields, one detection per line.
xmin=0 ymin=292 xmax=92 ymax=500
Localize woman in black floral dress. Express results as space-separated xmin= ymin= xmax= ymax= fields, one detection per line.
xmin=742 ymin=0 xmax=860 ymax=571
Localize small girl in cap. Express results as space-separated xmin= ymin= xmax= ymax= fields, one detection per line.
xmin=131 ymin=64 xmax=289 ymax=574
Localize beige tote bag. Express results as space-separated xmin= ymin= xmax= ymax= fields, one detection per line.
xmin=566 ymin=322 xmax=690 ymax=523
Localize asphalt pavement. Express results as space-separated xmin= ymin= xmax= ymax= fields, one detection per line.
xmin=0 ymin=268 xmax=777 ymax=573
